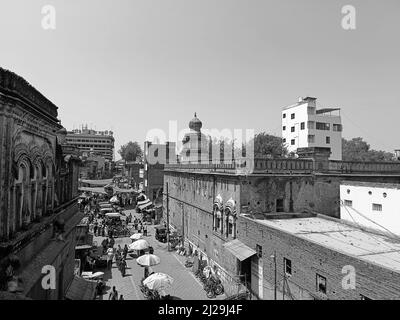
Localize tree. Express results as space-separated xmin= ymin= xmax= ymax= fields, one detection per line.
xmin=118 ymin=141 xmax=143 ymax=162
xmin=342 ymin=137 xmax=394 ymax=162
xmin=208 ymin=132 xmax=288 ymax=161
xmin=252 ymin=132 xmax=288 ymax=158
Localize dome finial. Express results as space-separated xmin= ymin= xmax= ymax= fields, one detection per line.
xmin=194 ymin=112 xmax=197 ymax=117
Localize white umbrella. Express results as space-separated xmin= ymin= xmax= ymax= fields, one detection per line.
xmin=105 ymin=212 xmax=121 ymax=218
xmin=136 ymin=254 xmax=160 ymax=267
xmin=130 ymin=233 xmax=143 ymax=240
xmin=128 ymin=239 xmax=149 ymax=251
xmin=110 ymin=196 xmax=119 ymax=203
xmin=143 ymin=273 xmax=173 ymax=291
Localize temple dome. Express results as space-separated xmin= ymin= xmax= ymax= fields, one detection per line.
xmin=189 ymin=112 xmax=202 ymax=132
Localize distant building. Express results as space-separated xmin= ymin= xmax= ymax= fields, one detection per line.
xmin=394 ymin=149 xmax=400 ymax=160
xmin=282 ymin=97 xmax=342 ymax=160
xmin=340 ymin=181 xmax=400 ymax=236
xmin=79 ymin=153 xmax=112 ymax=180
xmin=66 ymin=126 xmax=114 ymax=160
xmin=144 ymin=141 xmax=176 ymax=201
xmin=124 ymin=161 xmax=143 ymax=189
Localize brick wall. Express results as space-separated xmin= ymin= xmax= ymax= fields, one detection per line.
xmin=238 ymin=216 xmax=400 ymax=300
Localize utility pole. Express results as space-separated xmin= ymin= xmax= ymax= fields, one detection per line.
xmin=271 ymin=251 xmax=277 ymax=300
xmin=181 ymin=203 xmax=185 ymax=247
xmin=166 ymin=182 xmax=170 ymax=251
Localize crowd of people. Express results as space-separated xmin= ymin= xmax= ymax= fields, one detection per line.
xmin=78 ymin=190 xmax=160 ymax=301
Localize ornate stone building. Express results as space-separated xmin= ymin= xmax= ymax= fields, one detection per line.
xmin=0 ymin=68 xmax=81 ymax=299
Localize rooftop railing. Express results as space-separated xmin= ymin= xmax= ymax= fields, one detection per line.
xmin=165 ymin=158 xmax=400 ymax=175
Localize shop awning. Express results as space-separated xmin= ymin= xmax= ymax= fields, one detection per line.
xmin=78 ymin=186 xmax=107 ymax=194
xmin=75 ymin=244 xmax=93 ymax=250
xmin=65 ymin=275 xmax=97 ymax=300
xmin=223 ymin=239 xmax=256 ymax=261
xmin=79 ymin=178 xmax=113 ymax=186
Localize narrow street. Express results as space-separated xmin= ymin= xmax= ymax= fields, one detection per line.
xmin=94 ymin=209 xmax=226 ymax=300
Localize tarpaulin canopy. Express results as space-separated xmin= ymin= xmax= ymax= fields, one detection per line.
xmin=65 ymin=276 xmax=97 ymax=300
xmin=114 ymin=187 xmax=136 ymax=193
xmin=78 ymin=187 xmax=107 ymax=194
xmin=79 ymin=178 xmax=113 ymax=186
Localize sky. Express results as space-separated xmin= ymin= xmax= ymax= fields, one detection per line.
xmin=0 ymin=0 xmax=399 ymax=160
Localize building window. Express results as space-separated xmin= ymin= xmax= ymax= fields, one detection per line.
xmin=291 ymin=139 xmax=295 ymax=145
xmin=316 ymin=122 xmax=330 ymax=130
xmin=308 ymin=121 xmax=315 ymax=129
xmin=283 ymin=138 xmax=286 ymax=143
xmin=291 ymin=126 xmax=295 ymax=132
xmin=326 ymin=136 xmax=330 ymax=144
xmin=383 ymin=192 xmax=387 ymax=198
xmin=344 ymin=200 xmax=352 ymax=207
xmin=333 ymin=124 xmax=342 ymax=132
xmin=256 ymin=244 xmax=262 ymax=258
xmin=372 ymin=203 xmax=382 ymax=211
xmin=308 ymin=135 xmax=315 ymax=143
xmin=283 ymin=126 xmax=286 ymax=131
xmin=300 ymin=122 xmax=305 ymax=130
xmin=284 ymin=258 xmax=292 ymax=275
xmin=316 ymin=274 xmax=327 ymax=294
xmin=276 ymin=199 xmax=284 ymax=212
xmin=283 ymin=113 xmax=286 ymax=118
xmin=291 ymin=113 xmax=295 ymax=119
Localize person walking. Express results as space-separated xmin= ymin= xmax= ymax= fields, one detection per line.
xmin=107 ymin=247 xmax=114 ymax=270
xmin=123 ymin=244 xmax=128 ymax=260
xmin=120 ymin=258 xmax=127 ymax=277
xmin=109 ymin=236 xmax=115 ymax=248
xmin=108 ymin=286 xmax=118 ymax=300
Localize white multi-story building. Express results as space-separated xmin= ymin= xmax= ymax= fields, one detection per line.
xmin=282 ymin=97 xmax=342 ymax=160
xmin=340 ymin=181 xmax=400 ymax=236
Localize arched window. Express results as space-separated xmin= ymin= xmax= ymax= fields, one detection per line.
xmin=14 ymin=158 xmax=32 ymax=231
xmin=213 ymin=194 xmax=223 ymax=231
xmin=225 ymin=198 xmax=236 ymax=239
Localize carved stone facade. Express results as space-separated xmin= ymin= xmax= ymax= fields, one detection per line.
xmin=0 ymin=68 xmax=81 ymax=299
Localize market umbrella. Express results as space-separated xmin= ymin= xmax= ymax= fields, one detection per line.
xmin=143 ymin=273 xmax=173 ymax=292
xmin=105 ymin=212 xmax=121 ymax=218
xmin=130 ymin=233 xmax=143 ymax=240
xmin=128 ymin=239 xmax=149 ymax=251
xmin=136 ymin=254 xmax=160 ymax=267
xmin=110 ymin=196 xmax=119 ymax=203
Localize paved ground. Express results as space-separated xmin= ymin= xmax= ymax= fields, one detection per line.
xmin=93 ymin=209 xmax=225 ymax=300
